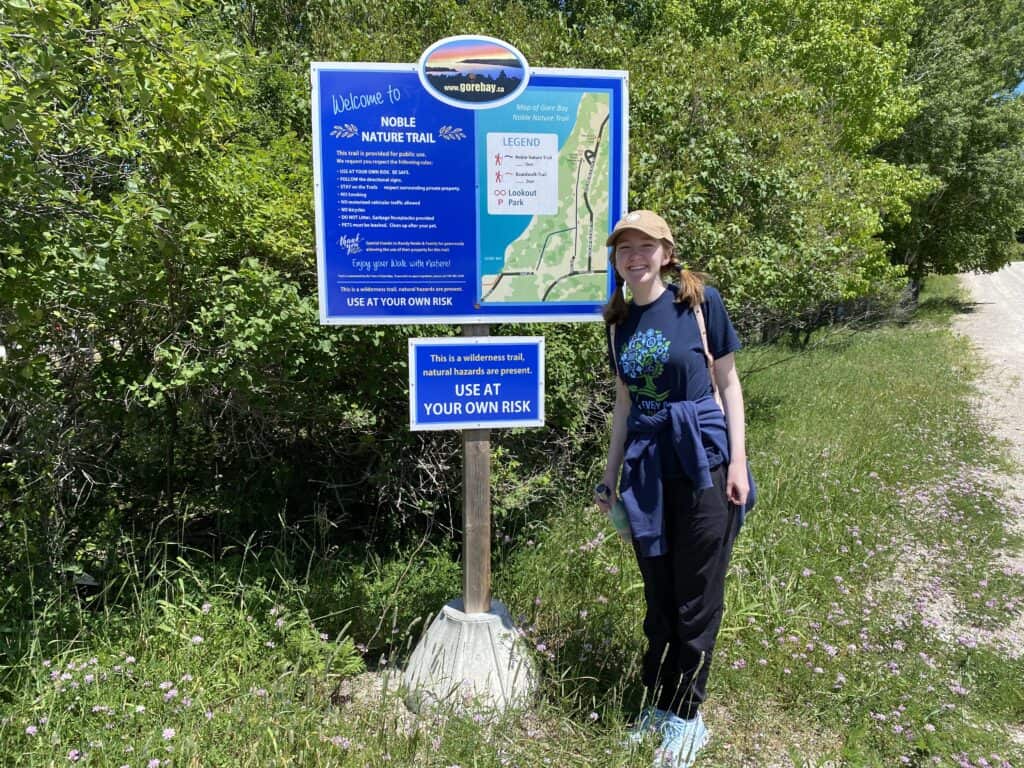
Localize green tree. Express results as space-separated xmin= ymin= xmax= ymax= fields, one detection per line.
xmin=624 ymin=39 xmax=929 ymax=339
xmin=719 ymin=0 xmax=922 ymax=153
xmin=554 ymin=0 xmax=921 ymax=154
xmin=541 ymin=0 xmax=929 ymax=335
xmin=876 ymin=0 xmax=1024 ymax=291
xmin=1 ymin=0 xmax=248 ymax=566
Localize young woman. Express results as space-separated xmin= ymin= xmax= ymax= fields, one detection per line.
xmin=594 ymin=210 xmax=750 ymax=768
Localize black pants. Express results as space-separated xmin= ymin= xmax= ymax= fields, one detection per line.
xmin=634 ymin=464 xmax=739 ymax=719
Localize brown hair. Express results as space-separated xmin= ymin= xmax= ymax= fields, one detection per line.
xmin=602 ymin=239 xmax=705 ymax=325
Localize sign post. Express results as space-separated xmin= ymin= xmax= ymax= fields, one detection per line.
xmin=461 ymin=324 xmax=491 ymax=615
xmin=404 ymin=330 xmax=546 ymax=710
xmin=312 ymin=35 xmax=626 ymax=712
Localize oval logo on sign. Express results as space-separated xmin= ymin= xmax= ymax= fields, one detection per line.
xmin=418 ymin=35 xmax=530 ymax=110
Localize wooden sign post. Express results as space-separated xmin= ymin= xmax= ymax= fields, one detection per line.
xmin=403 ymin=329 xmax=545 ymax=712
xmin=461 ymin=324 xmax=491 ymax=613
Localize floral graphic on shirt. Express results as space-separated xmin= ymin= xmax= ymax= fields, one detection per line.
xmin=619 ymin=328 xmax=671 ymax=402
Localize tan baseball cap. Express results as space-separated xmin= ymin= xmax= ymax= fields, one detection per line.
xmin=606 ymin=210 xmax=674 ymax=247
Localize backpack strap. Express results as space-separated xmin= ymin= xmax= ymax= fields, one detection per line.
xmin=609 ymin=323 xmax=620 ymax=378
xmin=694 ymin=302 xmax=723 ymax=411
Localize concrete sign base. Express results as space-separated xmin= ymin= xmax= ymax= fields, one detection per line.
xmin=403 ymin=598 xmax=537 ymax=713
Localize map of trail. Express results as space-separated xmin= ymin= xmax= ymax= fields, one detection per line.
xmin=481 ymin=93 xmax=611 ymax=303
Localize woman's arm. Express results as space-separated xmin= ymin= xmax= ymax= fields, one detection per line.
xmin=596 ymin=376 xmax=632 ymax=512
xmin=713 ymin=352 xmax=749 ymax=506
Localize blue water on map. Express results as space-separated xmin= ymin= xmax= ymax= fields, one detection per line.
xmin=475 ymin=88 xmax=584 ymax=278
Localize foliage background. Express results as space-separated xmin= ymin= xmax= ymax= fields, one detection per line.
xmin=1 ymin=0 xmax=1023 ymax=657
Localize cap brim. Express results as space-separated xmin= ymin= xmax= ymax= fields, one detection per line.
xmin=606 ymin=225 xmax=665 ymax=247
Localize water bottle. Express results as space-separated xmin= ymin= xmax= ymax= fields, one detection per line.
xmin=595 ymin=482 xmax=631 ymax=540
xmin=608 ymin=499 xmax=631 ymax=539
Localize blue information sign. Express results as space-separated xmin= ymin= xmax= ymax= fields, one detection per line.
xmin=409 ymin=337 xmax=544 ymax=430
xmin=312 ymin=50 xmax=628 ymax=326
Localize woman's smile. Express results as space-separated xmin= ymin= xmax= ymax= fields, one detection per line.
xmin=614 ymin=230 xmax=670 ymax=300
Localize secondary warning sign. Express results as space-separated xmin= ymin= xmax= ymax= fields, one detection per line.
xmin=408 ymin=337 xmax=545 ymax=431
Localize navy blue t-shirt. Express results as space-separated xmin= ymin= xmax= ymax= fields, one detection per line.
xmin=607 ymin=284 xmax=741 ymax=471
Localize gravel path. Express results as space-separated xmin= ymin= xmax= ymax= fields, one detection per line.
xmin=954 ymin=263 xmax=1024 ymax=470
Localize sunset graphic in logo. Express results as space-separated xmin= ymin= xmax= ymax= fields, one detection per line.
xmin=419 ymin=36 xmax=529 ymax=109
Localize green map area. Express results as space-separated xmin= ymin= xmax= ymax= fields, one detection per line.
xmin=481 ymin=93 xmax=611 ymax=303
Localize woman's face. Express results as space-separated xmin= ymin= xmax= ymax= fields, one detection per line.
xmin=613 ymin=230 xmax=671 ymax=292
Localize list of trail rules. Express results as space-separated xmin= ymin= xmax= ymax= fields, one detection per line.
xmin=408 ymin=337 xmax=544 ymax=431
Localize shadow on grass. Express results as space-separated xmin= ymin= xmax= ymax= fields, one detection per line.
xmin=536 ymin=634 xmax=649 ymax=717
xmin=913 ymin=293 xmax=977 ymax=321
xmin=744 ymin=391 xmax=786 ymax=437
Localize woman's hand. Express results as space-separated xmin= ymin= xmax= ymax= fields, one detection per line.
xmin=726 ymin=460 xmax=749 ymax=507
xmin=593 ymin=477 xmax=614 ymax=512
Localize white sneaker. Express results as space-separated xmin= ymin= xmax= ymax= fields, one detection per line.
xmin=653 ymin=711 xmax=710 ymax=768
xmin=623 ymin=706 xmax=670 ymax=747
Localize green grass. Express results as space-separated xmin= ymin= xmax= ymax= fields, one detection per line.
xmin=2 ymin=275 xmax=1023 ymax=767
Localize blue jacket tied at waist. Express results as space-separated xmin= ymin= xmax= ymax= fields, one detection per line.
xmin=619 ymin=397 xmax=755 ymax=557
